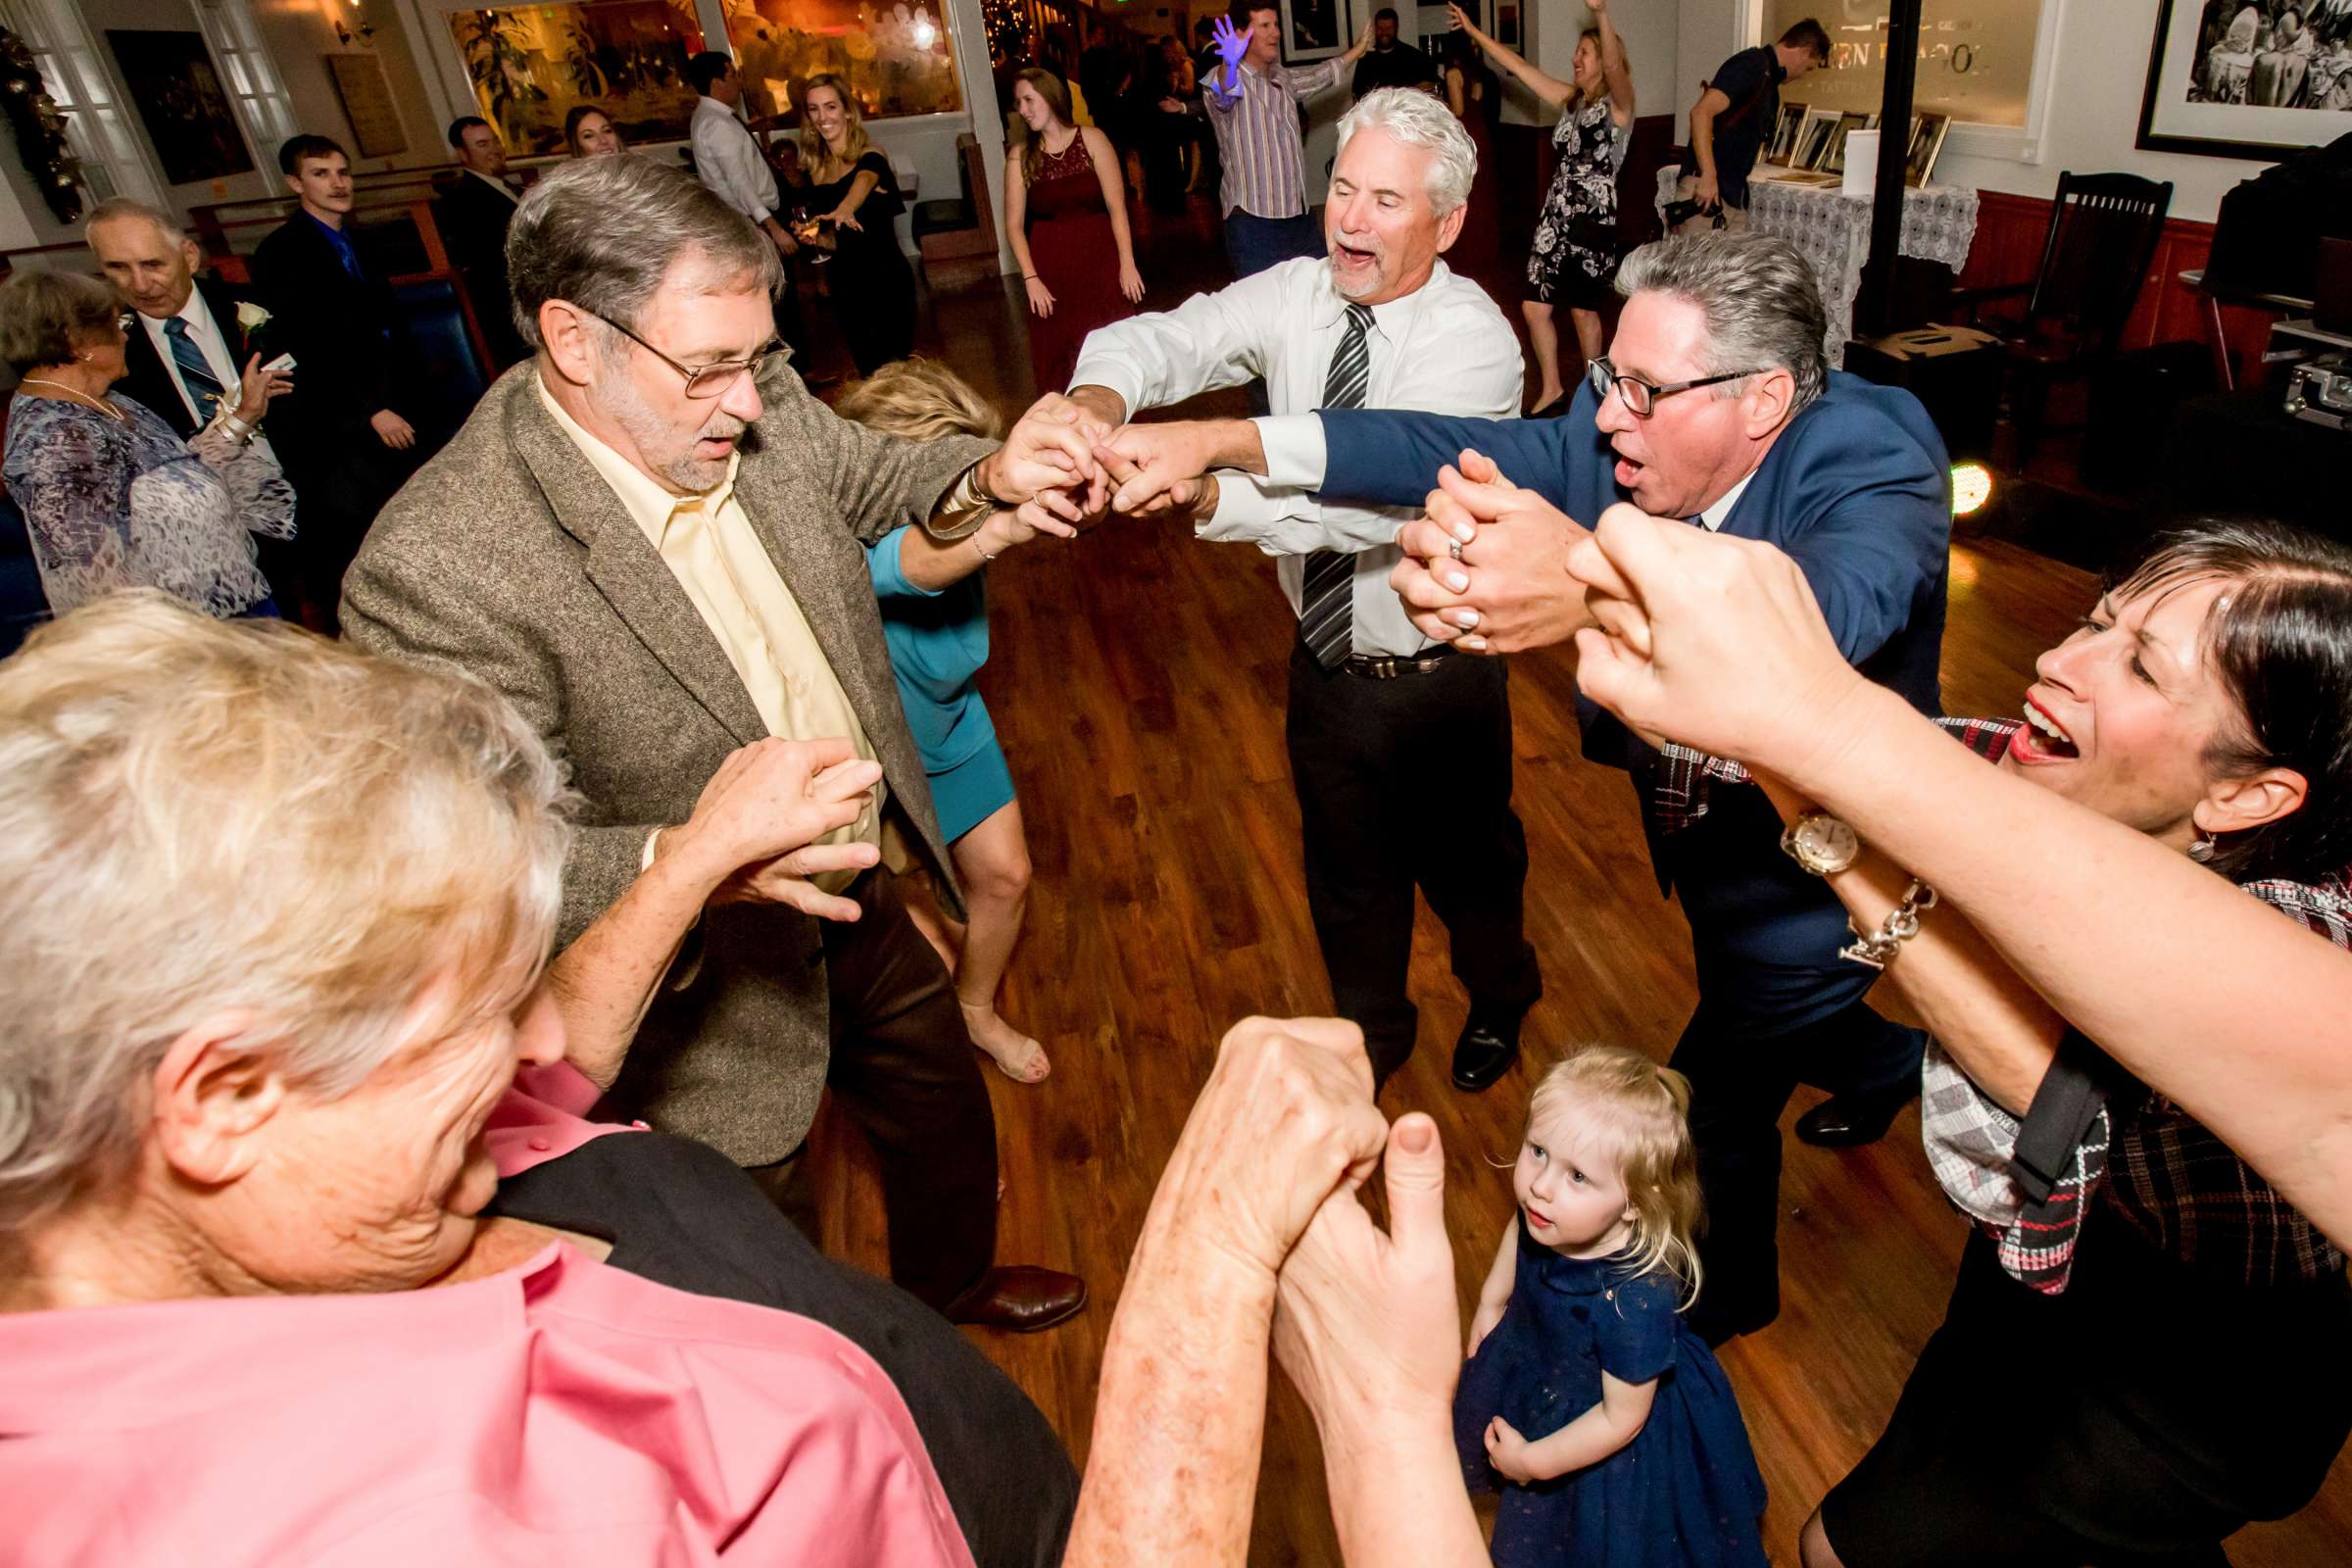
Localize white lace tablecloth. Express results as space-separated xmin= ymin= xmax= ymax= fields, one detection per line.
xmin=1651 ymin=169 xmax=1980 ymax=367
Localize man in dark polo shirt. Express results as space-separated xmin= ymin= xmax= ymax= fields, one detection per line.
xmin=1351 ymin=7 xmax=1437 ymax=97
xmin=1674 ymin=19 xmax=1829 ymax=232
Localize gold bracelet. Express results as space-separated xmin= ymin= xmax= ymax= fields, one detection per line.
xmin=971 ymin=532 xmax=1000 ymax=564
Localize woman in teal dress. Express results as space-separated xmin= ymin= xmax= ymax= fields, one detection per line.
xmin=841 ymin=359 xmax=1067 ymax=1083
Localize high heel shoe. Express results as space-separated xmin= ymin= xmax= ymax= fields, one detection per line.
xmin=1527 ymin=392 xmax=1569 ymax=418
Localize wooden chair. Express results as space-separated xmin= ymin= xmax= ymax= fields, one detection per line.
xmin=911 ymin=133 xmax=1002 ymax=292
xmin=1952 ymin=170 xmax=2173 ymax=467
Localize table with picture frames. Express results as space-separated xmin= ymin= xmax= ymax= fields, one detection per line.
xmin=1651 ymin=168 xmax=1981 ymax=368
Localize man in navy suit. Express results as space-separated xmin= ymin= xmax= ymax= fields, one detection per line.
xmin=1099 ymin=233 xmax=1953 ymax=1342
xmin=252 ymin=133 xmax=423 ymax=629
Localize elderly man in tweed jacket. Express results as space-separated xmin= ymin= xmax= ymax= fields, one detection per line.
xmin=344 ymin=156 xmax=1092 ymax=1330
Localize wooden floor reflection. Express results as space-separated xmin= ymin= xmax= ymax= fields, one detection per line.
xmin=803 ymin=202 xmax=2352 ymax=1566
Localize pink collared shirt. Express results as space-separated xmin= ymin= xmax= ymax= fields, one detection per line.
xmin=0 ymin=1241 xmax=977 ymax=1567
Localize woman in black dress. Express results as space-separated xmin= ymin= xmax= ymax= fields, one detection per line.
xmin=798 ymin=74 xmax=916 ymax=375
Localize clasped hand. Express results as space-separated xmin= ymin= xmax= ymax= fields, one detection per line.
xmin=1390 ymin=448 xmax=1590 ymax=654
xmin=1155 ymin=1016 xmax=1463 ymax=1452
xmin=666 ymin=736 xmax=885 ymax=921
xmin=979 ymin=391 xmax=1118 ymax=525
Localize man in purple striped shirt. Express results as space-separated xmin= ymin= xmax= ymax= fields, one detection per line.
xmin=1203 ymin=1 xmax=1372 ymax=280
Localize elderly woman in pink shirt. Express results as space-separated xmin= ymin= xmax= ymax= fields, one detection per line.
xmin=0 ymin=594 xmax=1497 ymax=1568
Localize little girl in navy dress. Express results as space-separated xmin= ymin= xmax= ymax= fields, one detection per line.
xmin=1455 ymin=1047 xmax=1769 ymax=1568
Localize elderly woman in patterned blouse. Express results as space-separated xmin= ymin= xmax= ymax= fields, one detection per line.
xmin=0 ymin=269 xmax=292 ymax=618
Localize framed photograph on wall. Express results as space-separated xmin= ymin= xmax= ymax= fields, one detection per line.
xmin=2138 ymin=0 xmax=2352 ymax=159
xmin=1282 ymin=0 xmax=1348 ymax=62
xmin=106 ymin=30 xmax=254 ymax=184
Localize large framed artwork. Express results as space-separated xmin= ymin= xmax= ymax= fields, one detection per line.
xmin=105 ymin=30 xmax=253 ymax=185
xmin=1283 ymin=0 xmax=1347 ymax=63
xmin=2139 ymin=0 xmax=2352 ymax=159
xmin=722 ymin=0 xmax=962 ymax=122
xmin=449 ymin=0 xmax=705 ymax=157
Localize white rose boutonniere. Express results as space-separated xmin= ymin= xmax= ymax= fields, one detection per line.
xmin=235 ymin=302 xmax=271 ymax=332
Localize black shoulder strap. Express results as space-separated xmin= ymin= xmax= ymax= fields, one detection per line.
xmin=1711 ymin=50 xmax=1776 ymax=133
xmin=2009 ymin=1029 xmax=2121 ymax=1202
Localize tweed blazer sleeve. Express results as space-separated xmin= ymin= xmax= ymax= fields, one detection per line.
xmin=759 ymin=369 xmax=997 ymax=545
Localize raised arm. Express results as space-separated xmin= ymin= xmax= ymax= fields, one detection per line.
xmin=1592 ymin=0 xmax=1635 ymax=120
xmin=1446 ymin=2 xmax=1574 ymax=107
xmin=1313 ymin=405 xmax=1578 ymax=510
xmin=1566 ymin=512 xmax=2352 ymax=1247
xmin=1064 ymin=1016 xmax=1390 ymax=1566
xmin=1749 ymin=766 xmax=2064 ymax=1112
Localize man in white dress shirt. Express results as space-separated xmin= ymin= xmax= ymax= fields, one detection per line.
xmin=1067 ymin=88 xmax=1542 ymax=1095
xmin=687 ymin=50 xmax=803 ymax=349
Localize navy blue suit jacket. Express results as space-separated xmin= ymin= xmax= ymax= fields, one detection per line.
xmin=1313 ymin=372 xmax=1953 ymax=1029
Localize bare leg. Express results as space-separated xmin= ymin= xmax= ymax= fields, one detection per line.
xmin=952 ymin=800 xmax=1047 ymax=1083
xmin=898 ymin=867 xmax=964 ymax=975
xmin=1522 ymin=299 xmax=1563 ymax=411
xmin=1798 ymin=1508 xmax=1848 ymax=1568
xmin=1569 ymin=307 xmax=1605 ymax=375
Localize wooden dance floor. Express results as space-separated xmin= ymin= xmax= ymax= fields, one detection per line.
xmin=806 ymin=209 xmax=2352 ymax=1565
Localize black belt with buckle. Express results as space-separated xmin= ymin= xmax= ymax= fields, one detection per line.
xmin=1343 ymin=646 xmax=1455 ymax=679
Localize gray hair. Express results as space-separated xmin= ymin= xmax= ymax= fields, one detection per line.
xmin=0 ymin=594 xmax=573 ymax=1235
xmin=1334 ymin=86 xmax=1477 ymax=215
xmin=0 ymin=270 xmax=122 ymax=376
xmin=84 ymin=196 xmax=188 ymax=247
xmin=506 ymin=154 xmax=783 ymax=350
xmin=1615 ymin=232 xmax=1830 ymax=416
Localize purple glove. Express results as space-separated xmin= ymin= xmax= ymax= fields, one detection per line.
xmin=1210 ymin=15 xmax=1249 ymax=92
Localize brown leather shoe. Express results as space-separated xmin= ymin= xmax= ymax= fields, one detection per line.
xmin=944 ymin=1265 xmax=1088 ymax=1333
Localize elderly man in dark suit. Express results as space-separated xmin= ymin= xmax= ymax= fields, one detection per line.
xmin=1100 ymin=232 xmax=1953 ymax=1345
xmin=86 ymin=198 xmax=275 ymax=442
xmin=252 ymin=133 xmax=420 ymax=627
xmin=343 ymin=156 xmax=1094 ymax=1330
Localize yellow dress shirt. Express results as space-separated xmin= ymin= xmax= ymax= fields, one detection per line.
xmin=538 ymin=376 xmax=883 ymax=889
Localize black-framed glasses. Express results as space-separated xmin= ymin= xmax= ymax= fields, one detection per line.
xmin=1588 ymin=357 xmax=1762 ymax=417
xmin=590 ymin=309 xmax=784 ymax=399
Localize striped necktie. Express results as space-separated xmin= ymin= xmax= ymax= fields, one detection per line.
xmin=1298 ymin=302 xmax=1377 ymax=671
xmin=162 ymin=317 xmax=226 ymax=426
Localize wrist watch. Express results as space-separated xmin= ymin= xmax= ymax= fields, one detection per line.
xmin=1780 ymin=809 xmax=1861 ymax=875
xmin=932 ymin=462 xmax=997 ymax=540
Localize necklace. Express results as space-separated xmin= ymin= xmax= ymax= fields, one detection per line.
xmin=20 ymin=377 xmax=126 ymax=423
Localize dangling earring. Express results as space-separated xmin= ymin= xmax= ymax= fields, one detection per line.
xmin=2189 ymin=836 xmax=2216 ymax=862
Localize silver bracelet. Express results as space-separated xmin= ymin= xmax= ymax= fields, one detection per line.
xmin=1838 ymin=879 xmax=1938 ymax=970
xmin=971 ymin=532 xmax=1000 ymax=564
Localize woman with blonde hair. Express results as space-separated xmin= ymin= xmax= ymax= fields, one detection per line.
xmin=1456 ymin=1045 xmax=1768 ymax=1567
xmin=839 ymin=358 xmax=1071 ymax=1082
xmin=1447 ymin=0 xmax=1633 ymax=414
xmin=1003 ymin=66 xmax=1145 ymax=396
xmin=798 ymin=73 xmax=917 ymax=373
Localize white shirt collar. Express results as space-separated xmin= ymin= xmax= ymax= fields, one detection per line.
xmin=1697 ymin=470 xmax=1754 ymax=531
xmin=1308 ymin=261 xmax=1447 ymax=345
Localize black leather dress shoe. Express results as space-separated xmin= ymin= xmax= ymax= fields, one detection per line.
xmin=1794 ymin=1084 xmax=1918 ymax=1149
xmin=944 ymin=1266 xmax=1088 ymax=1333
xmin=1451 ymin=1016 xmax=1523 ymax=1093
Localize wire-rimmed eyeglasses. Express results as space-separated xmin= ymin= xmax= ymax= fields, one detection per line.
xmin=591 ymin=309 xmax=785 ymax=399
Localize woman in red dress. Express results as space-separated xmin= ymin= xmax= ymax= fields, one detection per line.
xmin=1002 ymin=68 xmax=1145 ymax=396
